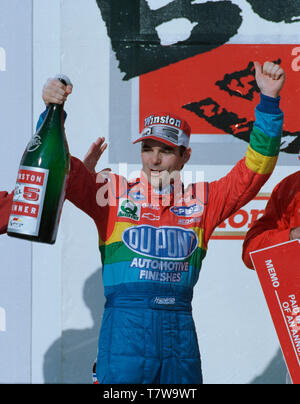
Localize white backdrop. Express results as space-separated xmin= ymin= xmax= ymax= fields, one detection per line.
xmin=0 ymin=0 xmax=33 ymax=383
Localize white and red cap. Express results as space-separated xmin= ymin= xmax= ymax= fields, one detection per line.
xmin=133 ymin=113 xmax=191 ymax=148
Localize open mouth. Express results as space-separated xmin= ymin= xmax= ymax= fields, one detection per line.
xmin=150 ymin=169 xmax=164 ymax=176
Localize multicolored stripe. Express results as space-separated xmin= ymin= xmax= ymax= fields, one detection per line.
xmin=99 ymin=221 xmax=207 ymax=289
xmin=245 ymin=107 xmax=282 ymax=174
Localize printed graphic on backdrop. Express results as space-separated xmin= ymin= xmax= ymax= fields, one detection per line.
xmin=245 ymin=0 xmax=300 ymax=23
xmin=96 ymin=0 xmax=243 ymax=79
xmin=97 ymin=0 xmax=300 ymax=168
xmin=96 ymin=0 xmax=300 ymax=80
xmin=139 ymin=44 xmax=300 ymax=155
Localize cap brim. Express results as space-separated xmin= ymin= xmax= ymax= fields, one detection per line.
xmin=133 ymin=135 xmax=179 ymax=148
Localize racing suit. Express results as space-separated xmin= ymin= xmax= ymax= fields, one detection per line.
xmin=243 ymin=170 xmax=300 ymax=269
xmin=0 ymin=94 xmax=283 ymax=383
xmin=0 ymin=191 xmax=13 ymax=235
xmin=63 ymin=94 xmax=283 ymax=384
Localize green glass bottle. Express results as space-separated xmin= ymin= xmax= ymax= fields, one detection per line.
xmin=7 ymin=76 xmax=71 ymax=244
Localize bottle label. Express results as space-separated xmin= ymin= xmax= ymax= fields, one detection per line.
xmin=8 ymin=166 xmax=49 ymax=236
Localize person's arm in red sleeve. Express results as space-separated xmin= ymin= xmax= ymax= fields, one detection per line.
xmin=242 ymin=178 xmax=292 ymax=269
xmin=0 ymin=191 xmax=14 ymax=234
xmin=201 ymin=61 xmax=285 ymax=246
xmin=65 ymin=156 xmax=112 ymax=227
xmin=66 ymin=156 xmax=102 ymax=218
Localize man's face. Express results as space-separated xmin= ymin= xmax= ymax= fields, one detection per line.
xmin=141 ymin=139 xmax=191 ymax=189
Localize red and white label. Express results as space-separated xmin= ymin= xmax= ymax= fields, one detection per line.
xmin=8 ymin=166 xmax=49 ymax=236
xmin=17 ymin=169 xmax=46 ymax=186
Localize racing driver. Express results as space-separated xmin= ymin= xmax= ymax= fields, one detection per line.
xmin=24 ymin=60 xmax=287 ymax=383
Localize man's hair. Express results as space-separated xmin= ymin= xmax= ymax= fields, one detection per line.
xmin=179 ymin=146 xmax=187 ymax=157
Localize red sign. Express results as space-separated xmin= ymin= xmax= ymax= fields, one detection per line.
xmin=250 ymin=240 xmax=300 ymax=384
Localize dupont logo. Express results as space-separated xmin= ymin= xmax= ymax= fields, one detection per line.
xmin=212 ymin=193 xmax=270 ymax=240
xmin=122 ymin=225 xmax=198 ymax=260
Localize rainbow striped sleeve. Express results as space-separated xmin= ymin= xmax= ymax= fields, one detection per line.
xmin=245 ymin=94 xmax=283 ymax=175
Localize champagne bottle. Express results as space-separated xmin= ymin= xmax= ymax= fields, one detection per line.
xmin=7 ymin=75 xmax=71 ymax=244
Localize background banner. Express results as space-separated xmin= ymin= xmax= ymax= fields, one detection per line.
xmin=98 ymin=0 xmax=300 ymax=165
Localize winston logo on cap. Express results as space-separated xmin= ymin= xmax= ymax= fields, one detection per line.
xmin=144 ymin=114 xmax=182 ymax=129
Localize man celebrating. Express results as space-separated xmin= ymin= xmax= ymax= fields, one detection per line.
xmin=6 ymin=60 xmax=285 ymax=383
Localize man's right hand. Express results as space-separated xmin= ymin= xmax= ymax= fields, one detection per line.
xmin=290 ymin=227 xmax=300 ymax=240
xmin=42 ymin=78 xmax=73 ymax=106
